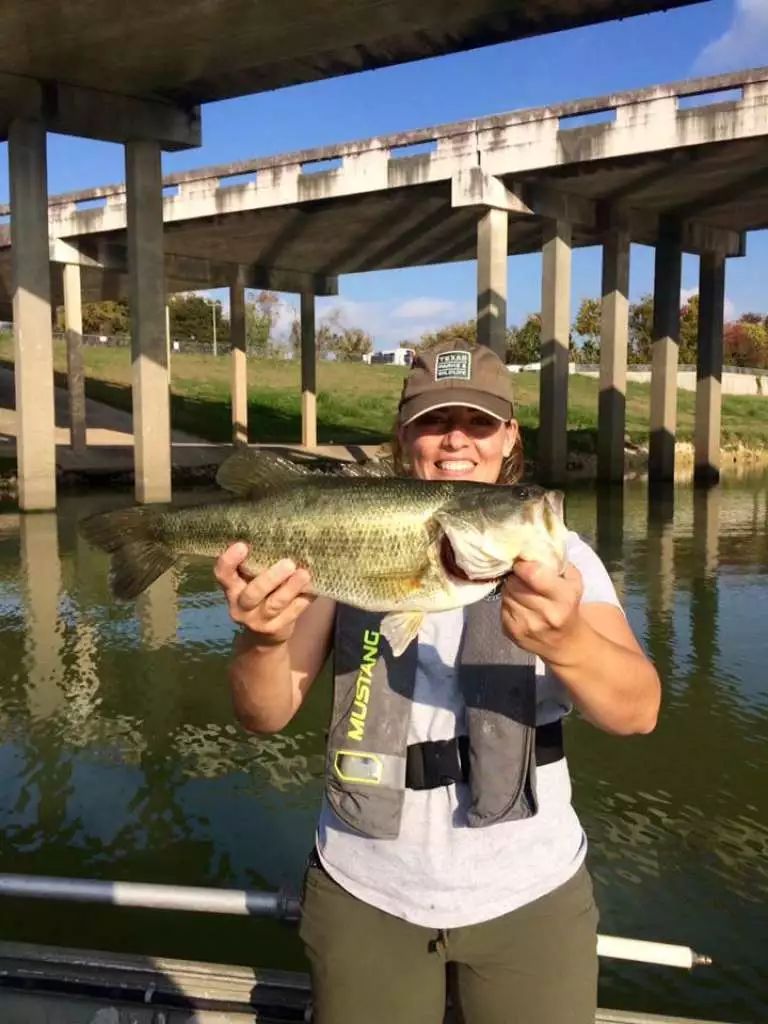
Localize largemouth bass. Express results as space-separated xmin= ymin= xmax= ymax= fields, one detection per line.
xmin=80 ymin=450 xmax=568 ymax=656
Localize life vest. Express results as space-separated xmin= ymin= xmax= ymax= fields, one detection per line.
xmin=325 ymin=596 xmax=539 ymax=839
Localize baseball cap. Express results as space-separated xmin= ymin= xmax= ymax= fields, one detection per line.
xmin=397 ymin=341 xmax=513 ymax=426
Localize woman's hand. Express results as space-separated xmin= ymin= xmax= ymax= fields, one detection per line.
xmin=214 ymin=542 xmax=314 ymax=645
xmin=500 ymin=560 xmax=585 ymax=666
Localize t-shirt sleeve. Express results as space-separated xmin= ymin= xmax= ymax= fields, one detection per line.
xmin=566 ymin=531 xmax=621 ymax=608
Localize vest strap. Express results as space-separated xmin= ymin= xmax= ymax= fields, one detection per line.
xmin=405 ymin=721 xmax=564 ymax=791
xmin=405 ymin=736 xmax=470 ymax=790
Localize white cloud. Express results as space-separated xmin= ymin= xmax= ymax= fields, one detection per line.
xmin=681 ymin=285 xmax=738 ymax=321
xmin=391 ymin=297 xmax=458 ymax=320
xmin=311 ymin=294 xmax=475 ymax=349
xmin=693 ymin=0 xmax=768 ymax=74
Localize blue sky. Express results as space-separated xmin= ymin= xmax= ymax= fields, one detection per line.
xmin=1 ymin=0 xmax=766 ymax=349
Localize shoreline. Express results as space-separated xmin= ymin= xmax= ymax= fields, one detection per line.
xmin=2 ymin=440 xmax=768 ymax=498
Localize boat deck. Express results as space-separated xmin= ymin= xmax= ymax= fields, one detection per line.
xmin=0 ymin=942 xmax=734 ymax=1024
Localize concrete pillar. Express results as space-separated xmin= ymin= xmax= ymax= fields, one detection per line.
xmin=19 ymin=513 xmax=66 ymax=719
xmin=648 ymin=224 xmax=682 ymax=483
xmin=63 ymin=262 xmax=87 ymax=453
xmin=125 ymin=140 xmax=170 ymax=504
xmin=8 ymin=118 xmax=56 ymax=510
xmin=694 ymin=252 xmax=726 ymax=485
xmin=476 ymin=208 xmax=508 ymax=358
xmin=538 ymin=219 xmax=572 ymax=485
xmin=300 ymin=292 xmax=317 ymax=448
xmin=598 ymin=229 xmax=630 ymax=483
xmin=230 ymin=269 xmax=248 ymax=446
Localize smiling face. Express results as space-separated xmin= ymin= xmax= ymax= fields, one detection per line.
xmin=399 ymin=405 xmax=518 ymax=484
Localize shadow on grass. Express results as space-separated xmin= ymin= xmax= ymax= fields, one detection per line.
xmin=74 ymin=375 xmax=387 ymax=445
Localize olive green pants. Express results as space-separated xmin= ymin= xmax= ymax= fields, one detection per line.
xmin=299 ymin=858 xmax=599 ymax=1024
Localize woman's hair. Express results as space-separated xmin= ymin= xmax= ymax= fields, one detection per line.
xmin=388 ymin=417 xmax=525 ymax=485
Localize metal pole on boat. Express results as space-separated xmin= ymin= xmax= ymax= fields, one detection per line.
xmin=0 ymin=874 xmax=301 ymax=920
xmin=597 ymin=934 xmax=712 ymax=968
xmin=0 ymin=874 xmax=712 ymax=968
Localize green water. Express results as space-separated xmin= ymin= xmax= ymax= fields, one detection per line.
xmin=0 ymin=475 xmax=766 ymax=1022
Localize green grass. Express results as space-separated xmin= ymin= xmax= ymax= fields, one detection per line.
xmin=2 ymin=336 xmax=767 ymax=451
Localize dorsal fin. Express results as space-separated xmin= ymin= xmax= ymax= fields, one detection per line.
xmin=216 ymin=449 xmax=395 ymax=496
xmin=216 ymin=450 xmax=312 ymax=496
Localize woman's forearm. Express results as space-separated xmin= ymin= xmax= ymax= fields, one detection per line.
xmin=229 ymin=632 xmax=297 ymax=733
xmin=547 ymin=615 xmax=661 ymax=736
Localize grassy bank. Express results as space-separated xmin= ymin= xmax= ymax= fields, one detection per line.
xmin=2 ymin=337 xmax=768 ymax=453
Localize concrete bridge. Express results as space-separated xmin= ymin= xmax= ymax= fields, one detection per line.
xmin=0 ymin=0 xmax=718 ymax=509
xmin=2 ymin=63 xmax=767 ymax=503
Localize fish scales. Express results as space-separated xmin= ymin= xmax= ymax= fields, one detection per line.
xmin=155 ymin=477 xmax=455 ymax=609
xmin=79 ymin=452 xmax=568 ymax=655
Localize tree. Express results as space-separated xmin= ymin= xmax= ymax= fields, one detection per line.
xmin=507 ymin=313 xmax=541 ymax=365
xmin=679 ymin=294 xmax=699 ymax=365
xmin=415 ymin=320 xmax=477 ymax=351
xmin=572 ymin=298 xmax=601 ymax=364
xmin=724 ymin=319 xmax=768 ymax=368
xmin=58 ymin=299 xmax=130 ymax=336
xmin=169 ymin=294 xmax=228 ymax=347
xmin=245 ymin=300 xmax=272 ymax=356
xmin=628 ymin=294 xmax=654 ymax=364
xmin=289 ymin=306 xmax=372 ymax=361
xmin=333 ymin=326 xmax=373 ymax=361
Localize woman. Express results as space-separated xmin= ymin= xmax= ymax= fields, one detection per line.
xmin=214 ymin=341 xmax=661 ymax=1024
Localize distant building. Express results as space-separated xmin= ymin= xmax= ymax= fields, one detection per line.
xmin=363 ymin=347 xmax=415 ymax=367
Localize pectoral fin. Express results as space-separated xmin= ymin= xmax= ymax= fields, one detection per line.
xmin=380 ymin=611 xmax=424 ymax=657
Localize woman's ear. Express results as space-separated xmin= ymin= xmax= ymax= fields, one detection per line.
xmin=502 ymin=419 xmax=518 ymax=458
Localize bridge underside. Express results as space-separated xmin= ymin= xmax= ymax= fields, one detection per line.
xmin=71 ymin=137 xmax=768 ymax=290
xmin=0 ymin=0 xmax=704 ymax=116
xmin=3 ymin=62 xmax=767 ymax=506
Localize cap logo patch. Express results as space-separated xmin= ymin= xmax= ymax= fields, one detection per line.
xmin=434 ymin=350 xmax=471 ymax=381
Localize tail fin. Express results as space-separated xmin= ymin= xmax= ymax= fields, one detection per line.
xmin=79 ymin=507 xmax=176 ymax=600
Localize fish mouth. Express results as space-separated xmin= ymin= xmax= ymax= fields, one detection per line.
xmin=439 ymin=536 xmax=504 ymax=585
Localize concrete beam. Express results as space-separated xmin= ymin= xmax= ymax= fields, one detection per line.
xmin=476 ymin=208 xmax=508 ymax=358
xmin=598 ymin=228 xmax=630 ymax=484
xmin=669 ymin=162 xmax=768 ymax=221
xmin=229 ymin=267 xmax=248 ymax=447
xmin=126 ymin=140 xmax=171 ymax=504
xmin=648 ymin=222 xmax=682 ymax=483
xmin=50 ymin=237 xmax=127 ymax=271
xmin=9 ymin=118 xmax=56 ymax=511
xmin=62 ymin=263 xmax=86 ymax=454
xmin=48 ymin=240 xmax=339 ymax=297
xmin=452 ymin=169 xmax=596 ymax=227
xmin=538 ymin=219 xmax=572 ymax=486
xmin=300 ymin=293 xmax=317 ymax=448
xmin=631 ymin=213 xmax=743 ymax=258
xmin=0 ymin=73 xmax=200 ymax=151
xmin=694 ymin=252 xmax=726 ymax=485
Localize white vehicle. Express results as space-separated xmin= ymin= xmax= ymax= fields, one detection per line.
xmin=363 ymin=347 xmax=415 ymax=367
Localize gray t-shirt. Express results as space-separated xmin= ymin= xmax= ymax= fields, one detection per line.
xmin=317 ymin=531 xmax=620 ymax=928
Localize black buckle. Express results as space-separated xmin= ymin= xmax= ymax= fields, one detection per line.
xmin=405 ymin=737 xmax=469 ymax=790
xmin=404 ymin=724 xmax=564 ymax=790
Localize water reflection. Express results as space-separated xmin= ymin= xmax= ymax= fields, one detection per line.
xmin=19 ymin=514 xmax=67 ymax=721
xmin=0 ymin=477 xmax=767 ymax=1019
